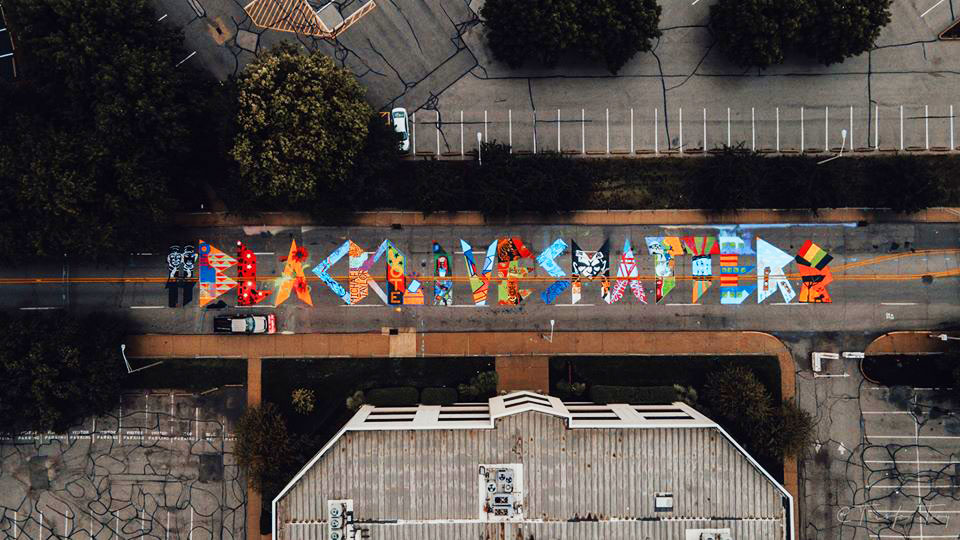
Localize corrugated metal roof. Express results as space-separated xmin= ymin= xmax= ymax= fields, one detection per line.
xmin=283 ymin=519 xmax=782 ymax=540
xmin=276 ymin=404 xmax=787 ymax=540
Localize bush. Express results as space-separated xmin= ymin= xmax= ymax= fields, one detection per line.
xmin=346 ymin=390 xmax=366 ymax=411
xmin=774 ymin=400 xmax=816 ymax=458
xmin=366 ymin=387 xmax=420 ymax=406
xmin=710 ymin=0 xmax=892 ymax=68
xmin=556 ymin=381 xmax=587 ymax=399
xmin=673 ymin=384 xmax=698 ymax=407
xmin=458 ymin=371 xmax=499 ymax=400
xmin=291 ymin=388 xmax=315 ymax=414
xmin=0 ymin=312 xmax=128 ymax=435
xmin=421 ymin=387 xmax=459 ymax=405
xmin=703 ymin=365 xmax=773 ymax=423
xmin=589 ymin=385 xmax=679 ymax=405
xmin=235 ymin=403 xmax=294 ymax=494
xmin=481 ymin=0 xmax=661 ymax=74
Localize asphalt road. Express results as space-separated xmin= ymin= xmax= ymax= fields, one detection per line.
xmin=2 ymin=223 xmax=958 ymax=336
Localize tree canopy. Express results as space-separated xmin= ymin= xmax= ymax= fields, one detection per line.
xmin=0 ymin=312 xmax=127 ymax=435
xmin=480 ymin=0 xmax=661 ymax=74
xmin=710 ymin=0 xmax=891 ymax=68
xmin=232 ymin=43 xmax=373 ymax=205
xmin=235 ymin=403 xmax=295 ymax=495
xmin=0 ymin=0 xmax=215 ymax=259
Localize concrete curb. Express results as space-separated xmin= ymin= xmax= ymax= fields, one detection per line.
xmin=126 ymin=330 xmax=800 ymax=539
xmin=865 ymin=330 xmax=957 ymax=354
xmin=174 ymin=207 xmax=960 ymax=228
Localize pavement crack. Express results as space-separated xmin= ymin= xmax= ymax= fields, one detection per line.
xmin=387 ymin=0 xmax=424 ymax=56
xmin=650 ymin=37 xmax=670 ymax=149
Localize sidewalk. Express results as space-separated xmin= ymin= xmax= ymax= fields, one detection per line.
xmin=175 ymin=207 xmax=960 ymax=228
xmin=126 ymin=330 xmax=799 ymax=538
xmin=865 ymin=330 xmax=958 ymax=354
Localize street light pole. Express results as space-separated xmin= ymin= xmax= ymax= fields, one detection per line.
xmin=930 ymin=333 xmax=960 ymax=341
xmin=817 ymin=128 xmax=847 ymax=165
xmin=477 ymin=132 xmax=483 ymax=166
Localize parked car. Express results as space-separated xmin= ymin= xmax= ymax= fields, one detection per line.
xmin=392 ymin=107 xmax=410 ymax=152
xmin=214 ymin=314 xmax=277 ymax=334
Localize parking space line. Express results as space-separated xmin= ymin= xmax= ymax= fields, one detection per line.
xmin=867 ymin=435 xmax=960 ymax=439
xmin=866 ymin=460 xmax=960 ymax=464
xmin=921 ymin=0 xmax=945 ymax=17
xmin=157 ymin=13 xmax=168 ymax=21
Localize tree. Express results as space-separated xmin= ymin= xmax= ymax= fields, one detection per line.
xmin=232 ymin=43 xmax=373 ymax=205
xmin=480 ymin=0 xmax=661 ymax=74
xmin=774 ymin=400 xmax=816 ymax=457
xmin=0 ymin=0 xmax=216 ymax=259
xmin=703 ymin=365 xmax=774 ymax=424
xmin=796 ymin=0 xmax=892 ymax=66
xmin=458 ymin=371 xmax=499 ymax=399
xmin=235 ymin=403 xmax=295 ymax=494
xmin=0 ymin=312 xmax=128 ymax=435
xmin=709 ymin=0 xmax=801 ymax=69
xmin=291 ymin=388 xmax=316 ymax=414
xmin=709 ymin=0 xmax=891 ymax=68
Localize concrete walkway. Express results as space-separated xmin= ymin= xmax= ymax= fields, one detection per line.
xmin=126 ymin=330 xmax=800 ymax=538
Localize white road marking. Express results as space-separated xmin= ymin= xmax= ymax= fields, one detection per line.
xmin=861 ymin=411 xmax=914 ymax=414
xmin=130 ymin=305 xmax=165 ymax=309
xmin=665 ymin=303 xmax=698 ymax=306
xmin=19 ymin=307 xmax=61 ymax=310
xmin=175 ymin=51 xmax=197 ymax=68
xmin=254 ymin=252 xmax=274 ymax=255
xmin=554 ymin=304 xmax=596 ymax=307
xmin=157 ymin=13 xmax=168 ymax=21
xmin=867 ymin=435 xmax=960 ymax=439
xmin=338 ymin=304 xmax=381 ymax=307
xmin=881 ymin=302 xmax=917 ymax=306
xmin=772 ymin=303 xmax=807 ymax=306
xmin=920 ymin=0 xmax=945 ymax=17
xmin=865 ymin=460 xmax=960 ymax=464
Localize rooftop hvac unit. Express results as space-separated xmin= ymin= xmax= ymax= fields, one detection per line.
xmin=700 ymin=534 xmax=717 ymax=540
xmin=329 ymin=532 xmax=342 ymax=540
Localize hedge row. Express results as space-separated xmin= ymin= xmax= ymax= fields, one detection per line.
xmin=588 ymin=385 xmax=680 ymax=405
xmin=221 ymin=143 xmax=960 ymax=218
xmin=364 ymin=386 xmax=459 ymax=406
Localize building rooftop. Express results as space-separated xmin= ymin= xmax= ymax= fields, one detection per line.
xmin=273 ymin=391 xmax=793 ymax=540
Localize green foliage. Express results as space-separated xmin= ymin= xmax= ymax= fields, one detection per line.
xmin=704 ymin=365 xmax=773 ymax=422
xmin=866 ymin=155 xmax=945 ymax=213
xmin=346 ymin=390 xmax=366 ymax=411
xmin=0 ymin=312 xmax=127 ymax=435
xmin=704 ymin=366 xmax=815 ymax=460
xmin=235 ymin=402 xmax=294 ymax=494
xmin=480 ymin=0 xmax=661 ymax=73
xmin=366 ymin=387 xmax=420 ymax=406
xmin=291 ymin=388 xmax=316 ymax=414
xmin=232 ymin=42 xmax=372 ymax=205
xmin=672 ymin=384 xmax=699 ymax=407
xmin=556 ymin=381 xmax=587 ymax=398
xmin=710 ymin=0 xmax=892 ymax=68
xmin=773 ymin=400 xmax=816 ymax=458
xmin=589 ymin=385 xmax=680 ymax=405
xmin=458 ymin=371 xmax=499 ymax=400
xmin=0 ymin=0 xmax=210 ymax=258
xmin=421 ymin=387 xmax=459 ymax=405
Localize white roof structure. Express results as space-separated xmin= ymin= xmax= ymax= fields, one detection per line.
xmin=273 ymin=391 xmax=794 ymax=540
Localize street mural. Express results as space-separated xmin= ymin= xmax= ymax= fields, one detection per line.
xmin=185 ymin=231 xmax=843 ymax=308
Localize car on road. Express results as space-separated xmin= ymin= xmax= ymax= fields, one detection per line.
xmin=392 ymin=107 xmax=410 ymax=152
xmin=214 ymin=314 xmax=277 ymax=334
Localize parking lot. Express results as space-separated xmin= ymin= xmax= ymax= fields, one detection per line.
xmin=801 ymin=352 xmax=960 ymax=540
xmin=0 ymin=388 xmax=245 ymax=539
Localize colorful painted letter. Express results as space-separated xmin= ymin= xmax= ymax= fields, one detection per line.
xmin=571 ymin=240 xmax=611 ymax=304
xmin=756 ymin=237 xmax=796 ymax=304
xmin=796 ymin=240 xmax=834 ymax=303
xmin=197 ymin=240 xmax=237 ymax=306
xmin=537 ymin=238 xmax=570 ymax=305
xmin=275 ymin=240 xmax=313 ymax=306
xmin=611 ymin=238 xmax=647 ymax=304
xmin=237 ymin=242 xmax=272 ymax=306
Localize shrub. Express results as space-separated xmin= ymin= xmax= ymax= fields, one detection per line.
xmin=589 ymin=385 xmax=679 ymax=405
xmin=291 ymin=388 xmax=315 ymax=415
xmin=366 ymin=387 xmax=420 ymax=406
xmin=774 ymin=400 xmax=816 ymax=457
xmin=703 ymin=365 xmax=773 ymax=423
xmin=421 ymin=387 xmax=459 ymax=405
xmin=691 ymin=145 xmax=764 ymax=213
xmin=235 ymin=403 xmax=294 ymax=494
xmin=458 ymin=371 xmax=499 ymax=400
xmin=556 ymin=381 xmax=587 ymax=399
xmin=346 ymin=390 xmax=366 ymax=411
xmin=673 ymin=384 xmax=698 ymax=407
